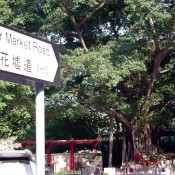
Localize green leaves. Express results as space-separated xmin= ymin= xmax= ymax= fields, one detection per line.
xmin=61 ymin=38 xmax=146 ymax=90
xmin=0 ymin=0 xmax=12 ymax=23
xmin=0 ymin=82 xmax=34 ymax=139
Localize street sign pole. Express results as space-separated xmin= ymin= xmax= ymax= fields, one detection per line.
xmin=36 ymin=82 xmax=45 ymax=175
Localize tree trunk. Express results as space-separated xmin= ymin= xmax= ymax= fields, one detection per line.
xmin=145 ymin=126 xmax=153 ymax=155
xmin=102 ymin=107 xmax=159 ymax=164
xmin=131 ymin=126 xmax=155 ymax=156
xmin=122 ymin=127 xmax=134 ymax=164
xmin=108 ymin=116 xmax=114 ymax=167
xmin=122 ymin=132 xmax=127 ymax=164
xmin=120 ymin=124 xmax=159 ymax=165
xmin=151 ymin=128 xmax=160 ymax=154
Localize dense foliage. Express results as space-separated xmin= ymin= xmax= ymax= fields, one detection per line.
xmin=0 ymin=0 xmax=174 ymax=166
xmin=0 ymin=82 xmax=35 ymax=139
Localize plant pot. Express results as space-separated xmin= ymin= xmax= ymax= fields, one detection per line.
xmin=146 ymin=161 xmax=151 ymax=166
xmin=142 ymin=162 xmax=146 ymax=166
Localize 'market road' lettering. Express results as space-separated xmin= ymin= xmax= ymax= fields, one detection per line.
xmin=6 ymin=32 xmax=31 ymax=50
xmin=5 ymin=32 xmax=50 ymax=56
xmin=33 ymin=41 xmax=50 ymax=56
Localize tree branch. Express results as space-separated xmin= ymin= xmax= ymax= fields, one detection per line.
xmin=167 ymin=15 xmax=175 ymax=45
xmin=60 ymin=3 xmax=88 ymax=52
xmin=159 ymin=68 xmax=173 ymax=74
xmin=147 ymin=17 xmax=160 ymax=52
xmin=141 ymin=47 xmax=173 ymax=115
xmin=149 ymin=99 xmax=175 ymax=112
xmin=102 ymin=107 xmax=133 ymax=130
xmin=79 ymin=1 xmax=106 ymax=27
xmin=145 ymin=47 xmax=173 ymax=101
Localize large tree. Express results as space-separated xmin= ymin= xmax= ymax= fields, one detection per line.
xmin=0 ymin=0 xmax=174 ymax=167
xmin=44 ymin=0 xmax=175 ymax=165
xmin=42 ymin=0 xmax=127 ymax=166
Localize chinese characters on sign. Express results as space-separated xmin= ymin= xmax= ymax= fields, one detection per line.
xmin=0 ymin=51 xmax=33 ymax=73
xmin=0 ymin=24 xmax=59 ymax=84
xmin=0 ymin=51 xmax=9 ymax=67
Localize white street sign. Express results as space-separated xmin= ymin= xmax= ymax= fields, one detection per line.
xmin=0 ymin=23 xmax=60 ymax=86
xmin=0 ymin=24 xmax=60 ymax=175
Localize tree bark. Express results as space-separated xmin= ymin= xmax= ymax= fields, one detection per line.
xmin=122 ymin=127 xmax=134 ymax=163
xmin=108 ymin=116 xmax=114 ymax=167
xmin=122 ymin=132 xmax=127 ymax=164
xmin=60 ymin=3 xmax=88 ymax=52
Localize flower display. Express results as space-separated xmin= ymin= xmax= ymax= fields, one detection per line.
xmin=165 ymin=152 xmax=175 ymax=160
xmin=134 ymin=153 xmax=143 ymax=162
xmin=122 ymin=152 xmax=175 ymax=174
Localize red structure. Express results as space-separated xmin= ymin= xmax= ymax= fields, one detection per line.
xmin=19 ymin=139 xmax=102 ymax=171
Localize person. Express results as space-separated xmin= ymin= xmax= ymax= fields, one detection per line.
xmin=81 ymin=160 xmax=91 ymax=175
xmin=94 ymin=165 xmax=102 ymax=175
